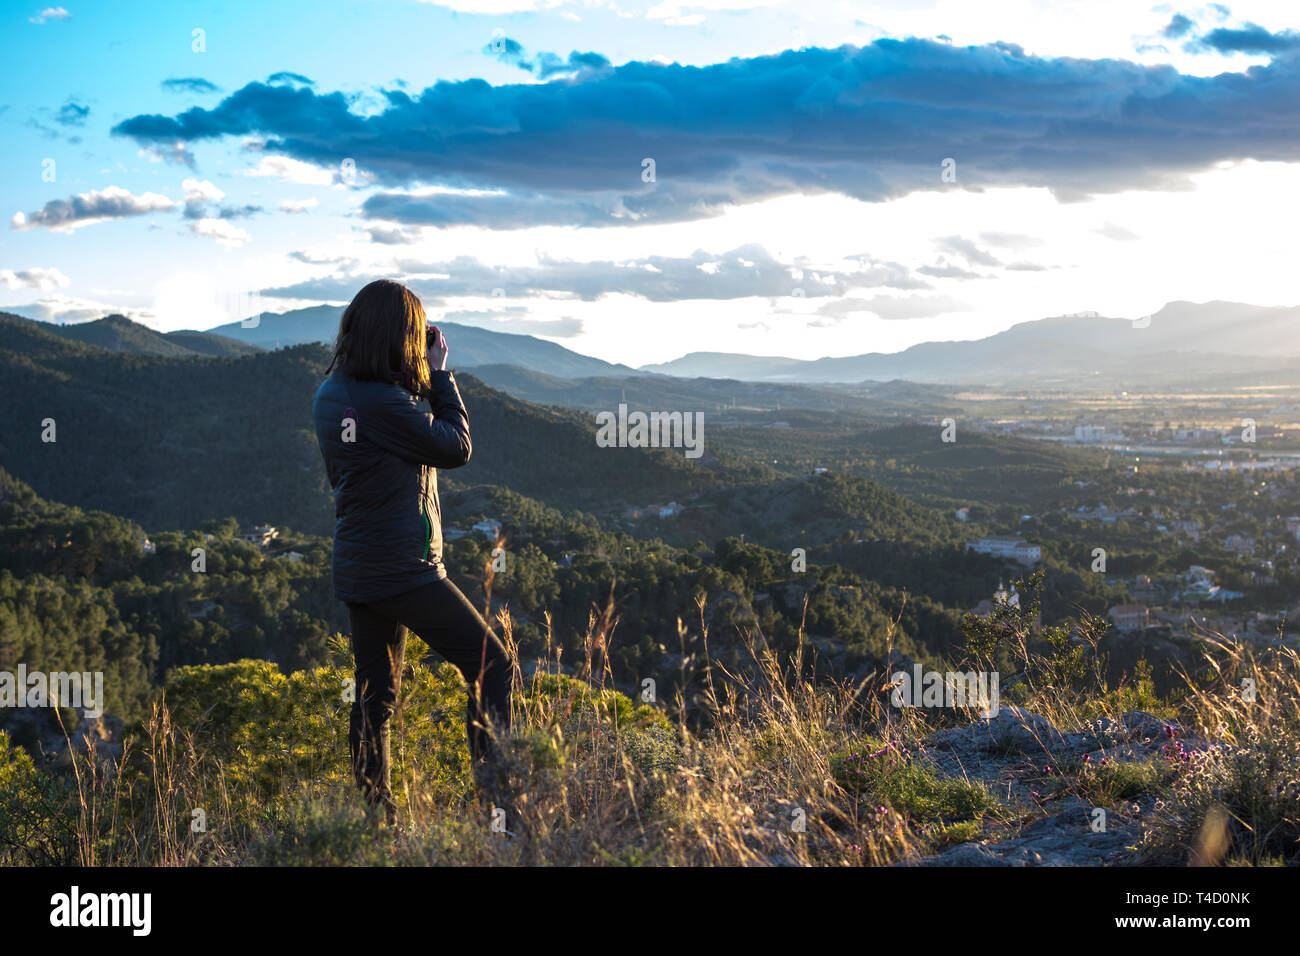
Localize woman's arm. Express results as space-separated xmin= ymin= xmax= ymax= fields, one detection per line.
xmin=363 ymin=371 xmax=472 ymax=468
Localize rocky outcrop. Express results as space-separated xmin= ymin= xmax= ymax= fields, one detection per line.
xmin=911 ymin=708 xmax=1207 ymax=867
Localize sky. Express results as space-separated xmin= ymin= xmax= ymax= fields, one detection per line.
xmin=1 ymin=0 xmax=1298 ymax=367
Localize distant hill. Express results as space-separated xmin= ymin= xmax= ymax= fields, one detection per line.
xmin=642 ymin=301 xmax=1300 ymax=385
xmin=160 ymin=329 xmax=264 ymax=357
xmin=206 ymin=304 xmax=639 ymax=378
xmin=12 ymin=313 xmax=264 ymax=359
xmin=466 ymin=365 xmax=963 ymax=426
xmin=667 ymin=470 xmax=960 ymax=551
xmin=468 ymin=364 xmax=887 ymax=413
xmin=0 ymin=312 xmax=768 ymax=536
xmin=44 ymin=314 xmax=198 ymax=357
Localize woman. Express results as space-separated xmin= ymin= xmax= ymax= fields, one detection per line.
xmin=312 ymin=279 xmax=510 ymax=824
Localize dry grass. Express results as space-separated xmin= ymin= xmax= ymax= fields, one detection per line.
xmin=4 ymin=578 xmax=1296 ymax=867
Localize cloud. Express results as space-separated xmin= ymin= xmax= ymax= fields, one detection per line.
xmin=278 ymin=198 xmax=318 ymax=213
xmin=191 ymin=218 xmax=251 ymax=248
xmin=815 ymin=293 xmax=970 ymax=321
xmin=934 ymin=236 xmax=1001 ymax=267
xmin=162 ymin=77 xmax=222 ymax=95
xmin=2 ymin=294 xmax=154 ymax=324
xmin=1190 ymin=23 xmax=1300 ymax=55
xmin=1161 ymin=13 xmax=1196 ymax=39
xmin=55 ymin=100 xmax=89 ymax=127
xmin=918 ymin=262 xmax=984 ymax=280
xmin=485 ymin=36 xmax=611 ymax=79
xmin=443 ymin=309 xmax=584 ymax=337
xmin=365 ymin=223 xmax=423 ymax=244
xmin=1095 ymin=221 xmax=1140 ymax=240
xmin=287 ymin=250 xmax=357 ymax=267
xmin=181 ymin=178 xmax=225 ymax=216
xmin=140 ymin=142 xmax=197 ymax=167
xmin=240 ymin=154 xmax=335 ymax=185
xmin=28 ymin=7 xmax=70 ymax=24
xmin=112 ymin=40 xmax=1300 ymax=229
xmin=267 ymin=71 xmax=315 ymax=87
xmin=178 ymin=178 xmax=261 ymax=221
xmin=0 ymin=266 xmax=71 ymax=291
xmin=416 ymin=0 xmax=555 ymax=12
xmin=11 ymin=186 xmax=176 ymax=233
xmin=263 ymin=244 xmax=929 ymax=303
xmin=978 ymin=231 xmax=1044 ymax=249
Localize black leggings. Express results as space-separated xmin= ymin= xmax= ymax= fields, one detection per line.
xmin=345 ymin=577 xmax=511 ymax=814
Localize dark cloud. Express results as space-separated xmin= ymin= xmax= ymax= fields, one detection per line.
xmin=218 ymin=204 xmax=263 ymax=219
xmin=267 ymin=71 xmax=315 ymax=86
xmin=288 ymin=251 xmax=359 ymax=267
xmin=262 ymin=245 xmax=929 ymax=303
xmin=11 ymin=186 xmax=174 ymax=232
xmin=162 ymin=77 xmax=221 ymax=94
xmin=364 ymin=223 xmax=423 ymax=244
xmin=485 ymin=37 xmax=611 ymax=79
xmin=1190 ymin=23 xmax=1300 ymax=55
xmin=112 ymin=40 xmax=1300 ymax=229
xmin=55 ymin=100 xmax=89 ymax=127
xmin=180 ymin=180 xmax=262 ymax=221
xmin=1162 ymin=13 xmax=1196 ymax=39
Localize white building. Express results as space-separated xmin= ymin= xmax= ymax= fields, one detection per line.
xmin=240 ymin=525 xmax=278 ymax=548
xmin=966 ymin=536 xmax=1042 ymax=565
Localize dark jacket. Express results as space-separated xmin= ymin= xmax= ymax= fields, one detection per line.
xmin=312 ymin=368 xmax=472 ymax=604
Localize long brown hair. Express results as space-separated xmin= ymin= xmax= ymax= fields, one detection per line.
xmin=325 ymin=279 xmax=431 ymax=395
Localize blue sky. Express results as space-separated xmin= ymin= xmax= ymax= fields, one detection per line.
xmin=3 ymin=0 xmax=1299 ymax=366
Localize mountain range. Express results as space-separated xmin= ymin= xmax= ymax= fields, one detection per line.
xmin=36 ymin=313 xmax=263 ymax=358
xmin=6 ymin=299 xmax=1297 ymax=388
xmin=641 ymin=301 xmax=1300 ymax=384
xmin=205 ymin=305 xmax=639 ymax=379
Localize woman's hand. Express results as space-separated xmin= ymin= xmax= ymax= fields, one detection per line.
xmin=427 ymin=324 xmax=449 ymax=372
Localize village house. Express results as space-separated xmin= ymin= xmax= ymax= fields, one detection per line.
xmin=240 ymin=525 xmax=278 ymax=548
xmin=966 ymin=536 xmax=1042 ymax=566
xmin=1222 ymin=533 xmax=1256 ymax=555
xmin=1108 ymin=604 xmax=1151 ymax=632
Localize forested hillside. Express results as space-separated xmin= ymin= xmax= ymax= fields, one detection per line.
xmin=0 ymin=313 xmax=770 ymax=536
